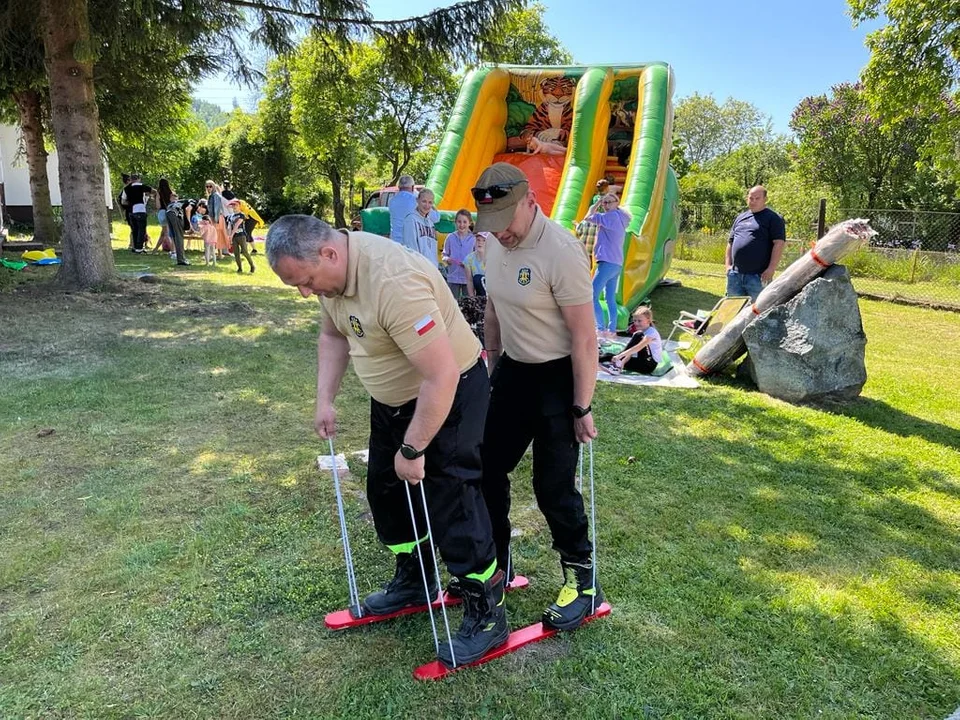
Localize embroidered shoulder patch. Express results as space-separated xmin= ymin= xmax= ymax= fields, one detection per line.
xmin=349 ymin=315 xmax=364 ymax=338
xmin=414 ymin=314 xmax=436 ymax=336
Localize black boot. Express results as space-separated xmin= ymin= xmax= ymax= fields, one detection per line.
xmin=363 ymin=543 xmax=438 ymax=615
xmin=541 ymin=559 xmax=604 ymax=631
xmin=437 ymin=569 xmax=509 ymax=668
xmin=444 ymin=575 xmax=463 ymax=600
xmin=446 ymin=563 xmax=515 ymax=599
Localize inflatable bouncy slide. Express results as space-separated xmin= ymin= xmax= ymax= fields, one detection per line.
xmin=361 ymin=63 xmax=679 ymax=329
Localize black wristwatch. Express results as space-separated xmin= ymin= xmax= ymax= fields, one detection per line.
xmin=571 ymin=404 xmax=592 ymax=419
xmin=400 ymin=443 xmax=426 ymax=460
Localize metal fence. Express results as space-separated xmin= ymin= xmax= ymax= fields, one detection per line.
xmin=675 ymin=203 xmax=960 ymax=310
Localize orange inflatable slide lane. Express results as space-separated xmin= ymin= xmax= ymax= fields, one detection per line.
xmin=490 ymin=153 xmax=566 ymax=216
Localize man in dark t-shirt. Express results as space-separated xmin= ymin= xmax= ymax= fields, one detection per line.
xmin=725 ymin=185 xmax=786 ymax=301
xmin=121 ymin=174 xmax=154 ymax=253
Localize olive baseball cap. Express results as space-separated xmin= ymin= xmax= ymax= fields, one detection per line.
xmin=473 ymin=163 xmax=529 ymax=233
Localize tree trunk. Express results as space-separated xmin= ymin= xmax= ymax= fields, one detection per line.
xmin=328 ymin=165 xmax=346 ymax=228
xmin=40 ymin=0 xmax=114 ymax=288
xmin=12 ymin=89 xmax=60 ymax=246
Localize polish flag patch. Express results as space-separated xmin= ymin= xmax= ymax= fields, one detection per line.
xmin=414 ymin=314 xmax=436 ymax=336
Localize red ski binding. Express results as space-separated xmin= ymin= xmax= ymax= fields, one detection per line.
xmin=324 ymin=575 xmax=530 ymax=630
xmin=413 ymin=601 xmax=612 ymax=680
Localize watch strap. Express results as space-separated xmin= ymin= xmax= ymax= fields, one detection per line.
xmin=401 ymin=442 xmax=426 ymax=459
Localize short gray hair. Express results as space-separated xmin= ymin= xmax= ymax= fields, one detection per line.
xmin=266 ymin=215 xmax=338 ymax=269
xmin=398 ymin=175 xmax=415 ymax=190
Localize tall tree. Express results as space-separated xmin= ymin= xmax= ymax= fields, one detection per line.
xmin=481 ymin=1 xmax=572 ymax=65
xmin=288 ymin=36 xmax=369 ymax=228
xmin=40 ymin=0 xmax=113 ymax=287
xmin=673 ymin=93 xmax=766 ymax=167
xmin=355 ymin=45 xmax=457 ymax=185
xmin=10 ymin=90 xmax=59 ymax=245
xmin=673 ymin=93 xmax=725 ymax=167
xmin=4 ymin=0 xmax=521 ymax=288
xmin=0 ymin=7 xmax=58 ymax=244
xmin=709 ymin=131 xmax=792 ymax=189
xmin=790 ymin=82 xmax=928 ymax=208
xmin=717 ymin=99 xmax=764 ymax=157
xmin=849 ymin=0 xmax=960 ymax=183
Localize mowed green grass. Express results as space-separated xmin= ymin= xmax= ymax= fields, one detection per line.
xmin=1 ymin=247 xmax=958 ymax=719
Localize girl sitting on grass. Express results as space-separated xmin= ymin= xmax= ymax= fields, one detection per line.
xmin=600 ymin=305 xmax=662 ymax=375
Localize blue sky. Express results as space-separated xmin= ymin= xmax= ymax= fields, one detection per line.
xmin=195 ymin=0 xmax=881 ymax=136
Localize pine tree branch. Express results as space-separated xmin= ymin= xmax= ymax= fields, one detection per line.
xmin=219 ymin=0 xmax=509 ymax=31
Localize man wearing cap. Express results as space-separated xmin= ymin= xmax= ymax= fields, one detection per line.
xmin=265 ymin=216 xmax=507 ymax=668
xmin=473 ymin=162 xmax=603 ymax=632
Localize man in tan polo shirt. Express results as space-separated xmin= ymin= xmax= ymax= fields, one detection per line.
xmin=472 ymin=162 xmax=603 ymax=632
xmin=266 ymin=215 xmax=506 ymax=668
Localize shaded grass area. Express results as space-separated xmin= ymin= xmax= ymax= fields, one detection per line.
xmin=1 ymin=252 xmax=958 ymax=719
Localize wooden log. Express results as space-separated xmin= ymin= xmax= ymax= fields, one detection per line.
xmin=689 ymin=219 xmax=876 ymax=377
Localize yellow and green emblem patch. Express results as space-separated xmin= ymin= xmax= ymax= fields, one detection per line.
xmin=349 ymin=315 xmax=364 ymax=338
xmin=517 ymin=267 xmax=532 ymax=286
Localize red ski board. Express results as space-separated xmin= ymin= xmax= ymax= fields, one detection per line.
xmin=324 ymin=575 xmax=530 ymax=630
xmin=413 ymin=601 xmax=612 ymax=681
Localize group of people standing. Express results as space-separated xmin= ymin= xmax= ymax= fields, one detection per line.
xmin=387 ymin=175 xmax=488 ymax=301
xmin=118 ymin=175 xmax=258 ymax=273
xmin=583 ymin=179 xmax=785 ymax=377
xmin=265 ymin=162 xmax=601 ymax=670
xmin=258 ymin=163 xmax=788 ymax=672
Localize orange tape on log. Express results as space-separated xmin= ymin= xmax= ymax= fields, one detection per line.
xmin=692 ymin=357 xmax=709 ymax=374
xmin=809 ymin=249 xmax=830 ymax=268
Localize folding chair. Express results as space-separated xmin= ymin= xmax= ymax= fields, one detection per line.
xmin=666 ymin=295 xmax=751 ymax=352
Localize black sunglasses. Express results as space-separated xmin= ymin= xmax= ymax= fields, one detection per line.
xmin=471 ymin=180 xmax=527 ymax=204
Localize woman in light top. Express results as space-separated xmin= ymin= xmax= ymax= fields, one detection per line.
xmin=581 ymin=193 xmax=630 ymax=338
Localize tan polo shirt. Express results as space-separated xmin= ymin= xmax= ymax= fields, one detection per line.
xmin=319 ymin=231 xmax=481 ymax=407
xmin=486 ymin=207 xmax=592 ymax=364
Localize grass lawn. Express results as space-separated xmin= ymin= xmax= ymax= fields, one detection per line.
xmin=1 ymin=241 xmax=958 ymax=719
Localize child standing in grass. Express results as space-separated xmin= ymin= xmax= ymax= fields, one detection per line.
xmin=442 ymin=208 xmax=475 ymax=299
xmin=601 ymin=305 xmax=662 ymax=374
xmin=226 ymin=199 xmax=255 ymax=274
xmin=197 ymin=201 xmax=217 ymax=266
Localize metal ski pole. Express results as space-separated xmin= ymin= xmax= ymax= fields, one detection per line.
xmin=587 ymin=439 xmax=598 ymax=617
xmin=329 ymin=438 xmax=362 ymax=618
xmin=415 ymin=481 xmax=457 ymax=663
xmin=404 ymin=481 xmax=457 ymax=667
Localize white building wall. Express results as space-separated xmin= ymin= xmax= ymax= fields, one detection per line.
xmin=0 ymin=124 xmax=113 ymax=212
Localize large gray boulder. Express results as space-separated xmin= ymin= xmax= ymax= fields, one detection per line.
xmin=742 ymin=265 xmax=866 ymax=402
